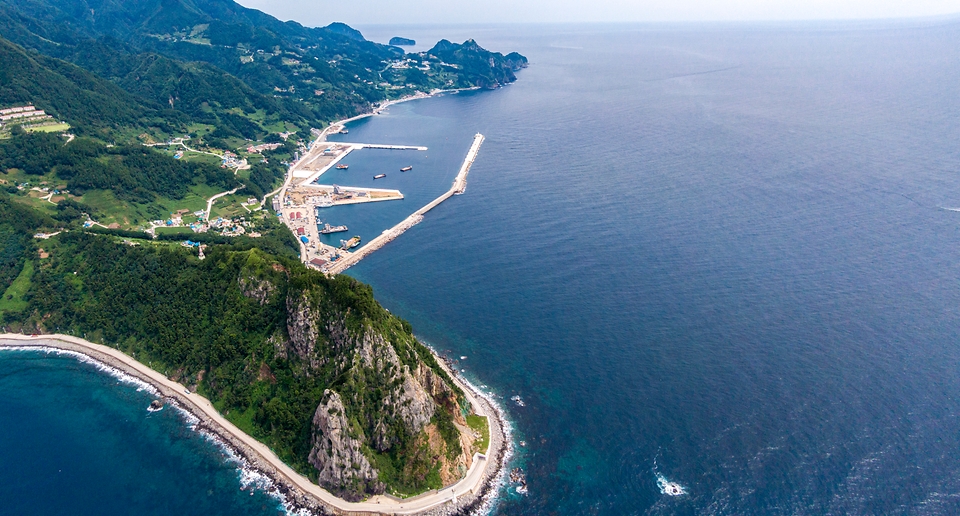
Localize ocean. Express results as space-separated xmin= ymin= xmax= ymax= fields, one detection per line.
xmin=5 ymin=19 xmax=960 ymax=515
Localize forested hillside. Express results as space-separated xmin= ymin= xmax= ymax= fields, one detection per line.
xmin=0 ymin=0 xmax=527 ymax=143
xmin=10 ymin=232 xmax=478 ymax=499
xmin=0 ymin=36 xmax=176 ymax=137
xmin=0 ymin=130 xmax=237 ymax=203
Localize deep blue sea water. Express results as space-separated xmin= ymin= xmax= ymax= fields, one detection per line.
xmin=5 ymin=20 xmax=960 ymax=515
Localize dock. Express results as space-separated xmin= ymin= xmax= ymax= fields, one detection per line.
xmin=324 ymin=133 xmax=484 ymax=275
xmin=292 ymin=142 xmax=427 ymax=184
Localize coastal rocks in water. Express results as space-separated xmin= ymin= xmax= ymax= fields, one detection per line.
xmin=510 ymin=467 xmax=528 ymax=494
xmin=308 ymin=390 xmax=384 ymax=500
xmin=511 ymin=395 xmax=525 ymax=407
xmin=389 ymin=36 xmax=416 ymax=46
xmin=147 ymin=399 xmax=164 ymax=412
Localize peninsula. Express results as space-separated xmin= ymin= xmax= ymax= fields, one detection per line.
xmin=0 ymin=0 xmax=526 ymax=511
xmin=0 ymin=333 xmax=507 ymax=514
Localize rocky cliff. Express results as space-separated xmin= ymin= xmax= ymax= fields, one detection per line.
xmin=281 ymin=275 xmax=472 ymax=498
xmin=25 ymin=238 xmax=476 ymax=501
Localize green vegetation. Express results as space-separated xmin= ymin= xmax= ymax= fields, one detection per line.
xmin=5 ymin=231 xmax=464 ymax=498
xmin=0 ymin=0 xmax=521 ymax=500
xmin=0 ymin=259 xmax=32 ymax=313
xmin=0 ymin=36 xmax=178 ymax=139
xmin=0 ymin=131 xmax=238 ymax=204
xmin=0 ymin=0 xmax=526 ymax=145
xmin=467 ymin=414 xmax=490 ymax=454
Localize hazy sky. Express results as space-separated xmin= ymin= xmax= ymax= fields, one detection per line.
xmin=235 ymin=0 xmax=960 ymax=25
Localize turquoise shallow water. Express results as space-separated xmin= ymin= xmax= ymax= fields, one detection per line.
xmin=4 ymin=20 xmax=960 ymax=515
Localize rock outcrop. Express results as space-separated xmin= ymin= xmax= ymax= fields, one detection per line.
xmin=286 ymin=283 xmax=468 ymax=499
xmin=286 ymin=293 xmax=322 ymax=367
xmin=308 ymin=390 xmax=384 ymax=500
xmin=238 ymin=274 xmax=275 ymax=305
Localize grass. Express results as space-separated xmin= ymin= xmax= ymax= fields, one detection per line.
xmin=365 ymin=447 xmax=443 ymax=498
xmin=25 ymin=123 xmax=71 ymax=133
xmin=209 ymin=193 xmax=253 ymax=219
xmin=466 ymin=414 xmax=490 ymax=454
xmin=178 ymin=152 xmax=222 ymax=166
xmin=80 ymin=184 xmax=222 ymax=228
xmin=0 ymin=260 xmax=34 ymax=313
xmin=155 ymin=226 xmax=194 ymax=236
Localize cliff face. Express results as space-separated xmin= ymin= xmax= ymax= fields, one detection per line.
xmin=26 ymin=237 xmax=473 ymax=502
xmin=282 ymin=280 xmax=469 ymax=499
xmin=308 ymin=390 xmax=383 ymax=501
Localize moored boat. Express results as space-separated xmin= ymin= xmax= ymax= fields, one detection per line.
xmin=373 ymin=173 xmax=386 ymax=179
xmin=340 ymin=235 xmax=361 ymax=250
xmin=320 ymin=223 xmax=348 ymax=234
xmin=336 ymin=164 xmax=348 ymax=169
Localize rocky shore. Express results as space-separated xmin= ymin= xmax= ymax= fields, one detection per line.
xmin=0 ymin=334 xmax=510 ymax=515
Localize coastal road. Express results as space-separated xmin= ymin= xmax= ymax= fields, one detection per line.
xmin=0 ymin=333 xmax=499 ymax=515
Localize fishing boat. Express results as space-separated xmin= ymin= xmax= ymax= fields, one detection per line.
xmin=320 ymin=223 xmax=348 ymax=234
xmin=340 ymin=236 xmax=361 ymax=250
xmin=373 ymin=173 xmax=386 ymax=179
xmin=336 ymin=164 xmax=349 ymax=170
xmin=400 ymin=166 xmax=412 ymax=172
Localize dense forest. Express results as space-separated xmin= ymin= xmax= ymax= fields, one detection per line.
xmin=0 ymin=130 xmax=238 ymax=203
xmin=0 ymin=0 xmax=527 ymax=142
xmin=7 ymin=232 xmax=470 ymax=498
xmin=0 ymin=36 xmax=178 ymax=137
xmin=0 ymin=193 xmax=47 ymax=292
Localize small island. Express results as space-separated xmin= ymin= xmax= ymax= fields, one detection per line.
xmin=389 ymin=36 xmax=416 ymax=46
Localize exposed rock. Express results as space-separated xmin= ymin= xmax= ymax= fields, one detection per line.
xmin=238 ymin=275 xmax=275 ymax=305
xmin=286 ymin=293 xmax=320 ymax=367
xmin=308 ymin=390 xmax=383 ymax=501
xmin=416 ymin=363 xmax=461 ymax=421
xmin=391 ymin=366 xmax=436 ymax=434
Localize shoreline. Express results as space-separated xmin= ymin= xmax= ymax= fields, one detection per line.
xmin=0 ymin=333 xmax=509 ymax=515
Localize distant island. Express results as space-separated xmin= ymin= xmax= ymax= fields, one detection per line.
xmin=390 ymin=36 xmax=416 ymax=46
xmin=0 ymin=0 xmax=526 ymax=511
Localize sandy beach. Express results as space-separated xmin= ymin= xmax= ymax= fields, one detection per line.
xmin=0 ymin=333 xmax=509 ymax=516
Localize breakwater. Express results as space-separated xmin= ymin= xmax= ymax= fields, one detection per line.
xmin=326 ymin=133 xmax=484 ymax=275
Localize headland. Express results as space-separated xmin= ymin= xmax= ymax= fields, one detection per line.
xmin=0 ymin=333 xmax=510 ymax=515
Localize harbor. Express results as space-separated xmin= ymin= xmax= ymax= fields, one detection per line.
xmin=274 ymin=99 xmax=484 ymax=275
xmin=323 ymin=133 xmax=484 ymax=275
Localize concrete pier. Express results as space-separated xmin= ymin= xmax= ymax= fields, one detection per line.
xmin=325 ymin=133 xmax=484 ymax=275
xmin=292 ymin=143 xmax=427 ymax=183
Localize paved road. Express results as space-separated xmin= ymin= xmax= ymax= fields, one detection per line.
xmin=206 ymin=186 xmax=243 ymax=219
xmin=0 ymin=334 xmax=495 ymax=514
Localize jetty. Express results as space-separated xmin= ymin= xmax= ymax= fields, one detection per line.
xmin=325 ymin=133 xmax=484 ymax=275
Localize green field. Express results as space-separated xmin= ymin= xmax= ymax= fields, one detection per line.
xmin=25 ymin=122 xmax=71 ymax=133
xmin=209 ymin=193 xmax=254 ymax=219
xmin=155 ymin=226 xmax=195 ymax=236
xmin=81 ymin=183 xmax=224 ymax=227
xmin=0 ymin=259 xmax=34 ymax=313
xmin=466 ymin=414 xmax=490 ymax=454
